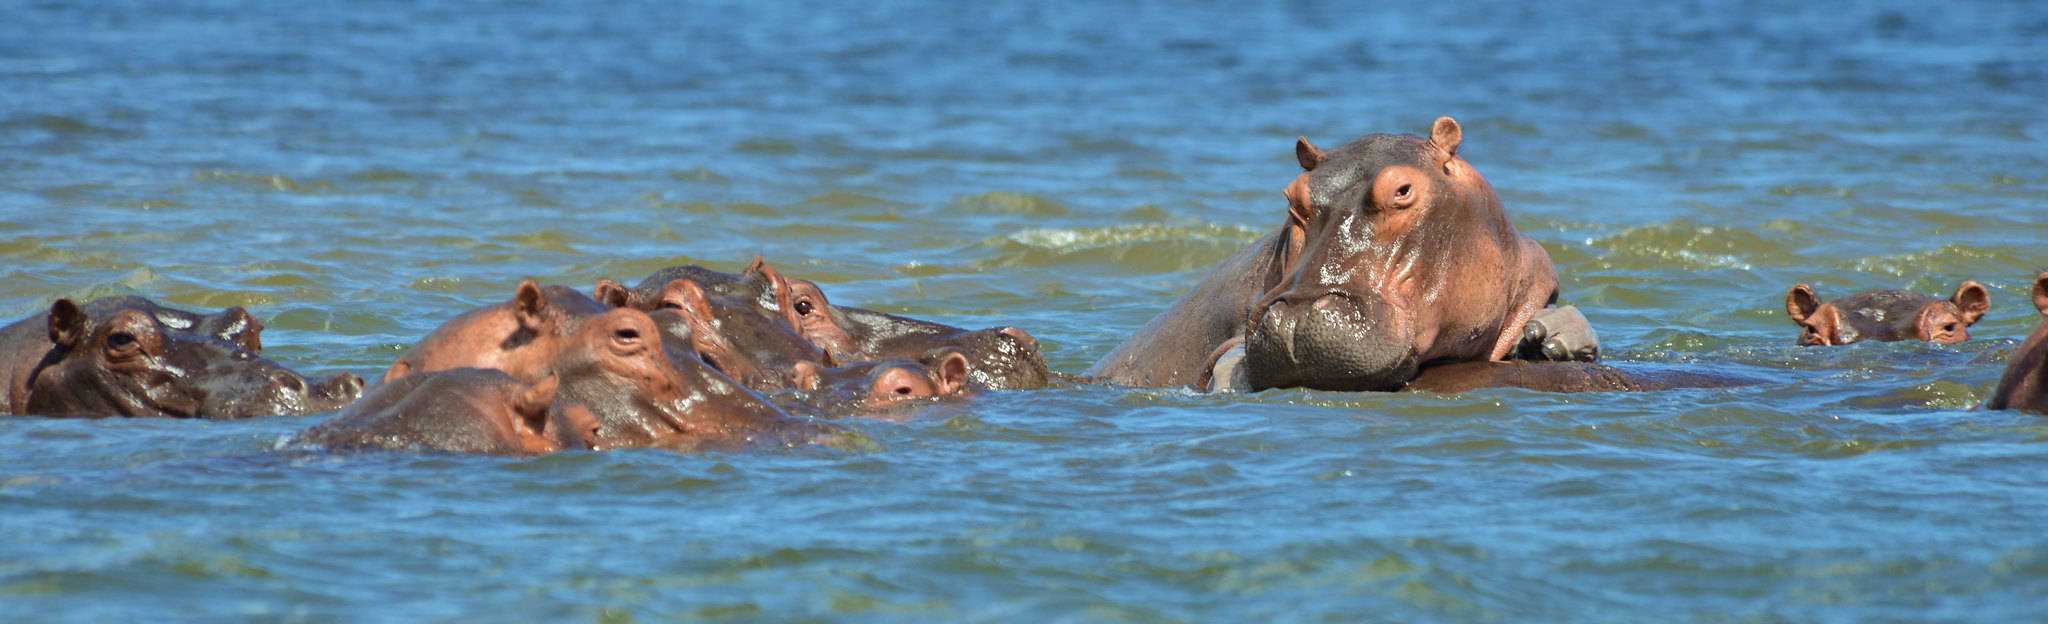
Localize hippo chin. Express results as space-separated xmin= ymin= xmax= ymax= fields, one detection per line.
xmin=23 ymin=298 xmax=362 ymax=418
xmin=1785 ymin=281 xmax=1989 ymax=345
xmin=1987 ymin=272 xmax=2048 ymax=412
xmin=1089 ymin=117 xmax=1558 ymax=392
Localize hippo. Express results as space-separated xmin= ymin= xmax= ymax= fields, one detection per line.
xmin=601 ymin=258 xmax=1050 ymax=391
xmin=796 ymin=348 xmax=973 ymax=414
xmin=1088 ymin=117 xmax=1560 ymax=391
xmin=19 ymin=298 xmax=363 ymax=418
xmin=294 ymin=368 xmax=599 ymax=455
xmin=0 ymin=295 xmax=265 ymax=413
xmin=541 ymin=305 xmax=831 ymax=450
xmin=1785 ymin=281 xmax=1989 ymax=346
xmin=786 ymin=276 xmax=1051 ymax=391
xmin=382 ymin=281 xmax=613 ymax=384
xmin=596 ymin=271 xmax=828 ymax=391
xmin=1987 ymin=272 xmax=2048 ymax=412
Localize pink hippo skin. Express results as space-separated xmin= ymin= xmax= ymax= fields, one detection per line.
xmin=1987 ymin=272 xmax=2048 ymax=412
xmin=1087 ymin=117 xmax=1559 ymax=391
xmin=1785 ymin=281 xmax=1989 ymax=346
xmin=382 ymin=280 xmax=612 ymax=384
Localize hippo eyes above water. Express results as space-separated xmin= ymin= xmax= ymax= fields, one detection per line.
xmin=1394 ymin=184 xmax=1412 ymax=200
xmin=794 ymin=300 xmax=815 ymax=316
xmin=107 ymin=332 xmax=137 ymax=350
xmin=614 ymin=328 xmax=640 ymax=341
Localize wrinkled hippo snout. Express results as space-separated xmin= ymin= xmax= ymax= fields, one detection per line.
xmin=1245 ymin=293 xmax=1416 ymax=392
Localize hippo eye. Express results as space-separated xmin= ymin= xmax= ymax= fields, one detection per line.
xmin=1395 ymin=183 xmax=1412 ymax=198
xmin=107 ymin=332 xmax=137 ymax=350
xmin=794 ymin=300 xmax=815 ymax=316
xmin=614 ymin=328 xmax=640 ymax=341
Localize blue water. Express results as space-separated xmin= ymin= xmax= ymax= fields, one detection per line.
xmin=4 ymin=0 xmax=2048 ymax=620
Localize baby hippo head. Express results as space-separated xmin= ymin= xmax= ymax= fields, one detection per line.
xmin=28 ymin=298 xmax=363 ymax=418
xmin=1786 ymin=281 xmax=1989 ymax=345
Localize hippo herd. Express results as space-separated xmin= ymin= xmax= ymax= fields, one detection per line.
xmin=7 ymin=116 xmax=2046 ymax=454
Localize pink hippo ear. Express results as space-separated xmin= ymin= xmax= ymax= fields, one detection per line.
xmin=2032 ymin=272 xmax=2048 ymax=317
xmin=1785 ymin=284 xmax=1841 ymax=345
xmin=1295 ymin=137 xmax=1324 ymax=171
xmin=1950 ymin=280 xmax=1990 ymax=326
xmin=928 ymin=349 xmax=970 ymax=397
xmin=1785 ymin=284 xmax=1823 ymax=324
xmin=513 ymin=280 xmax=548 ymax=332
xmin=593 ymin=279 xmax=634 ymax=309
xmin=47 ymin=298 xmax=90 ymax=349
xmin=1431 ymin=117 xmax=1462 ymax=157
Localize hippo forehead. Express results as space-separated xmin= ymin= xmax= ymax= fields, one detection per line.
xmin=1302 ymin=133 xmax=1436 ymax=207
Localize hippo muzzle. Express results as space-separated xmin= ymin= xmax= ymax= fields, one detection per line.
xmin=1244 ymin=290 xmax=1417 ymax=392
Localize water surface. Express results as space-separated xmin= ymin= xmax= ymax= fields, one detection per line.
xmin=4 ymin=1 xmax=2047 ymax=620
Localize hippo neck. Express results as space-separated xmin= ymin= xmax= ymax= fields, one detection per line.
xmin=1083 ymin=230 xmax=1285 ymax=387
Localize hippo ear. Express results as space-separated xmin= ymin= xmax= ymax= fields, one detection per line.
xmin=593 ymin=279 xmax=634 ymax=309
xmin=1950 ymin=280 xmax=1990 ymax=325
xmin=1785 ymin=284 xmax=1823 ymax=324
xmin=929 ymin=349 xmax=971 ymax=396
xmin=514 ymin=371 xmax=560 ymax=420
xmin=47 ymin=298 xmax=90 ymax=350
xmin=513 ymin=280 xmax=548 ymax=332
xmin=1431 ymin=117 xmax=1462 ymax=157
xmin=742 ymin=255 xmax=768 ymax=277
xmin=1294 ymin=137 xmax=1324 ymax=171
xmin=656 ymin=279 xmax=713 ymax=319
xmin=2032 ymin=272 xmax=2048 ymax=317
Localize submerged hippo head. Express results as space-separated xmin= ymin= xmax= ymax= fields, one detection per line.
xmin=296 ymin=368 xmax=599 ymax=455
xmin=383 ymin=280 xmax=612 ymax=384
xmin=1 ymin=296 xmax=270 ymax=414
xmin=1785 ymin=282 xmax=1989 ymax=346
xmin=789 ymin=278 xmax=1051 ymax=391
xmin=597 ymin=264 xmax=828 ymax=391
xmin=1242 ymin=117 xmax=1558 ymax=391
xmin=805 ymin=348 xmax=972 ymax=413
xmin=26 ymin=298 xmax=363 ymax=418
xmin=1988 ymin=273 xmax=2048 ymax=412
xmin=544 ymin=307 xmax=817 ymax=450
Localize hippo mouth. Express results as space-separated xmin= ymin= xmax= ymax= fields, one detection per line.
xmin=1243 ymin=291 xmax=1419 ymax=392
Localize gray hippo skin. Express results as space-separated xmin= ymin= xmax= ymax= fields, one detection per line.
xmin=20 ymin=298 xmax=362 ymax=418
xmin=1785 ymin=281 xmax=1988 ymax=345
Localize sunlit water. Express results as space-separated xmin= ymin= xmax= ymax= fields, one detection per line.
xmin=4 ymin=1 xmax=2047 ymax=620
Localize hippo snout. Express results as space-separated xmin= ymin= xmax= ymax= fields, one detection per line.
xmin=1245 ymin=293 xmax=1416 ymax=392
xmin=308 ymin=373 xmax=367 ymax=410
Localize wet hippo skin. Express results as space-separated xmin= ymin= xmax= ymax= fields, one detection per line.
xmin=1786 ymin=281 xmax=1989 ymax=345
xmin=603 ymin=258 xmax=1051 ymax=391
xmin=382 ymin=280 xmax=613 ymax=384
xmin=1986 ymin=272 xmax=2048 ymax=412
xmin=19 ymin=298 xmax=363 ymax=418
xmin=1088 ymin=117 xmax=1560 ymax=391
xmin=295 ymin=368 xmax=599 ymax=455
xmin=0 ymin=296 xmax=267 ymax=414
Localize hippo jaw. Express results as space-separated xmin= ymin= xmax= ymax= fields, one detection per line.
xmin=1243 ymin=291 xmax=1420 ymax=392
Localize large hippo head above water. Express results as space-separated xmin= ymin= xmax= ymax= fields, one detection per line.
xmin=25 ymin=298 xmax=363 ymax=418
xmin=1088 ymin=117 xmax=1558 ymax=391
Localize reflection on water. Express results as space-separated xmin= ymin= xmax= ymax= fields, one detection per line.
xmin=4 ymin=0 xmax=2047 ymax=620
